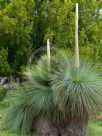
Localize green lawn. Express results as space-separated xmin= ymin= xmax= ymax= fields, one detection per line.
xmin=0 ymin=131 xmax=32 ymax=136
xmin=0 ymin=102 xmax=102 ymax=136
xmin=88 ymin=120 xmax=102 ymax=136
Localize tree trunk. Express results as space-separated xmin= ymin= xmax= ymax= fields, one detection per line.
xmin=32 ymin=111 xmax=88 ymax=136
xmin=59 ymin=111 xmax=88 ymax=136
xmin=32 ymin=115 xmax=60 ymax=136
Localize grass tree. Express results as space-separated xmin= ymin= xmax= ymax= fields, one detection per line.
xmin=51 ymin=55 xmax=102 ymax=136
xmin=3 ymin=53 xmax=102 ymax=136
xmin=4 ymin=56 xmax=60 ymax=135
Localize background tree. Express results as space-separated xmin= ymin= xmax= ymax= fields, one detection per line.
xmin=0 ymin=48 xmax=11 ymax=75
xmin=0 ymin=0 xmax=102 ymax=75
xmin=0 ymin=0 xmax=35 ymax=75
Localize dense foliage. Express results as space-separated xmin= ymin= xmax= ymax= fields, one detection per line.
xmin=0 ymin=48 xmax=11 ymax=75
xmin=0 ymin=0 xmax=102 ymax=75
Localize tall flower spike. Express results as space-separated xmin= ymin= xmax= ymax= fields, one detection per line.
xmin=47 ymin=39 xmax=51 ymax=70
xmin=75 ymin=3 xmax=79 ymax=68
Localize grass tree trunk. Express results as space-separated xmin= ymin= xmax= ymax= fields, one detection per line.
xmin=33 ymin=115 xmax=60 ymax=136
xmin=32 ymin=110 xmax=88 ymax=136
xmin=59 ymin=111 xmax=88 ymax=136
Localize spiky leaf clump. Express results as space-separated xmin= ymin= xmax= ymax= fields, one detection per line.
xmin=4 ymin=55 xmax=58 ymax=133
xmin=51 ymin=56 xmax=102 ymax=118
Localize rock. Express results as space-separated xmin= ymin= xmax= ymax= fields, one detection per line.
xmin=3 ymin=84 xmax=12 ymax=91
xmin=0 ymin=77 xmax=9 ymax=85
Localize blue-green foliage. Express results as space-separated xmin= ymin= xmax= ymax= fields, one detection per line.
xmin=3 ymin=54 xmax=102 ymax=133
